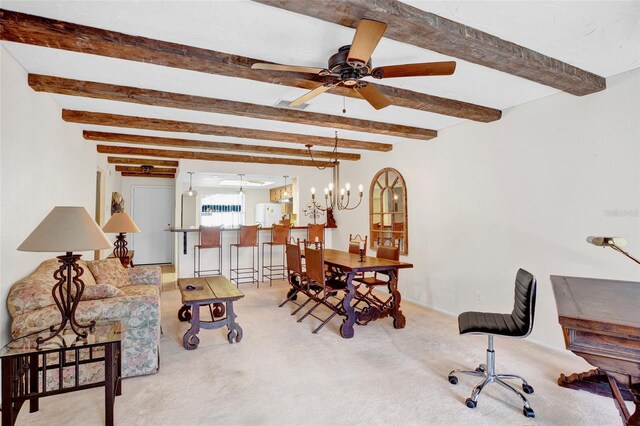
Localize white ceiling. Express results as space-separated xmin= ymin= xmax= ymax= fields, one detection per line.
xmin=2 ymin=1 xmax=639 ymax=164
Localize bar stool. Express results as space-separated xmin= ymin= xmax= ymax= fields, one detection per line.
xmin=262 ymin=223 xmax=290 ymax=286
xmin=193 ymin=225 xmax=223 ymax=277
xmin=229 ymin=224 xmax=260 ymax=288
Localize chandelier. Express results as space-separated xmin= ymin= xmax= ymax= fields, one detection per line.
xmin=305 ymin=131 xmax=363 ymax=211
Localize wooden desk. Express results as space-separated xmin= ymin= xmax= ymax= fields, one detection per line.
xmin=178 ymin=276 xmax=244 ymax=350
xmin=303 ymin=248 xmax=413 ymax=339
xmin=551 ymin=275 xmax=640 ymax=425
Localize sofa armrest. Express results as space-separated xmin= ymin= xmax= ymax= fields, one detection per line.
xmin=127 ymin=266 xmax=162 ymax=287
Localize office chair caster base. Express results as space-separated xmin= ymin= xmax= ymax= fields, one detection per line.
xmin=448 ymin=375 xmax=458 ymax=385
xmin=523 ymin=406 xmax=535 ymax=418
xmin=522 ymin=384 xmax=534 ymax=394
xmin=475 ymin=365 xmax=486 ymax=373
xmin=465 ymin=398 xmax=477 ymax=409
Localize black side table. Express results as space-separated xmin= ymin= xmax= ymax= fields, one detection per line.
xmin=0 ymin=321 xmax=122 ymax=426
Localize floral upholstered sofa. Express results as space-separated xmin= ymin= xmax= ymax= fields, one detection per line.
xmin=7 ymin=258 xmax=161 ymax=381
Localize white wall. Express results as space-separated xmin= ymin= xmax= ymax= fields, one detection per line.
xmin=336 ymin=69 xmax=640 ymax=349
xmin=0 ymin=47 xmax=99 ymax=343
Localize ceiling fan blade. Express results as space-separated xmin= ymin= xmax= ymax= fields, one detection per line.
xmin=289 ymin=84 xmax=334 ymax=107
xmin=251 ymin=63 xmax=325 ymax=75
xmin=355 ymin=84 xmax=391 ymax=110
xmin=347 ymin=19 xmax=387 ymax=67
xmin=372 ymin=61 xmax=457 ymax=79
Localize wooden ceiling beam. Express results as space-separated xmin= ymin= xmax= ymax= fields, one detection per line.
xmin=115 ymin=165 xmax=176 ymax=174
xmin=254 ymin=0 xmax=606 ymax=96
xmin=30 ymin=74 xmax=434 ymax=140
xmin=106 ymin=157 xmax=179 ymax=167
xmin=97 ymin=145 xmax=336 ymax=168
xmin=0 ymin=9 xmax=500 ymax=122
xmin=84 ymin=131 xmax=360 ymax=161
xmin=63 ymin=110 xmax=391 ymax=151
xmin=121 ymin=172 xmax=176 ymax=178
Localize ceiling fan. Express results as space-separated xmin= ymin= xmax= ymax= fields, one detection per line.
xmin=251 ymin=19 xmax=456 ymax=110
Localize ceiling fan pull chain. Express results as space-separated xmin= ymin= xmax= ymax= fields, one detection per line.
xmin=343 ymin=96 xmax=347 ymax=114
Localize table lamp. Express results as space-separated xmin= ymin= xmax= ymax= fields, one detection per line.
xmin=17 ymin=206 xmax=112 ymax=344
xmin=102 ymin=211 xmax=140 ymax=267
xmin=586 ymin=236 xmax=640 ymax=265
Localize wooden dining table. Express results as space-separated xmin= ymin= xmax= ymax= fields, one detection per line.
xmin=311 ymin=248 xmax=414 ymax=339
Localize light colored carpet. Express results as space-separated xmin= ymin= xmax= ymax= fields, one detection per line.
xmin=15 ymin=279 xmax=627 ymax=426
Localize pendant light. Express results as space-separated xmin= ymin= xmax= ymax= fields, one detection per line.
xmin=238 ymin=173 xmax=245 ymax=194
xmin=186 ymin=172 xmax=197 ymax=197
xmin=283 ymin=175 xmax=289 ymax=197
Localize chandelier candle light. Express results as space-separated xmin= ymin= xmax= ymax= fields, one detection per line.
xmin=305 ymin=130 xmax=363 ymax=212
xmin=311 ymin=181 xmax=364 ymax=211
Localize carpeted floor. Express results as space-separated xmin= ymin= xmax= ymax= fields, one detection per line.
xmin=15 ymin=275 xmax=627 ymax=425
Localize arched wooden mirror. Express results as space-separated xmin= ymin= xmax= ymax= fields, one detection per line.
xmin=370 ymin=168 xmax=408 ymax=255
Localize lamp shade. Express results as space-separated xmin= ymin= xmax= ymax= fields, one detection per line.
xmin=18 ymin=206 xmax=112 ymax=252
xmin=586 ymin=236 xmax=628 ymax=247
xmin=102 ymin=211 xmax=141 ymax=233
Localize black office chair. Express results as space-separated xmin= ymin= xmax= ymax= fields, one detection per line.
xmin=448 ymin=268 xmax=537 ymax=418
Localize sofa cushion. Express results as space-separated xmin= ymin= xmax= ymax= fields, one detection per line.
xmin=120 ymin=285 xmax=160 ymax=298
xmin=81 ymin=283 xmax=125 ymax=301
xmin=78 ymin=260 xmax=98 ymax=287
xmin=86 ymin=258 xmax=132 ymax=288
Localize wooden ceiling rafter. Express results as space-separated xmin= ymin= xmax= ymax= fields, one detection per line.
xmin=97 ymin=145 xmax=336 ymax=168
xmin=106 ymin=157 xmax=179 ymax=167
xmin=30 ymin=74 xmax=433 ymax=140
xmin=253 ymin=0 xmax=606 ymax=96
xmin=84 ymin=131 xmax=361 ymax=161
xmin=0 ymin=8 xmax=501 ymax=122
xmin=63 ymin=110 xmax=393 ymax=151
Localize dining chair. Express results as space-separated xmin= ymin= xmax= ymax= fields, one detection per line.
xmin=348 ymin=233 xmax=368 ymax=256
xmin=352 ymin=244 xmax=400 ymax=316
xmin=296 ymin=243 xmax=348 ymax=334
xmin=307 ymin=223 xmax=325 ymax=246
xmin=261 ymin=223 xmax=290 ymax=286
xmin=193 ymin=225 xmax=222 ymax=277
xmin=279 ymin=241 xmax=306 ymax=308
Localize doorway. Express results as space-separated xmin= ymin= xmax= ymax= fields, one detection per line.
xmin=131 ymin=186 xmax=174 ymax=265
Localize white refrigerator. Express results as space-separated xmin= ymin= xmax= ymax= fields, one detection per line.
xmin=255 ymin=203 xmax=282 ymax=227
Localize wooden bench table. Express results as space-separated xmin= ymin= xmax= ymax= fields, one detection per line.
xmin=178 ymin=276 xmax=244 ymax=350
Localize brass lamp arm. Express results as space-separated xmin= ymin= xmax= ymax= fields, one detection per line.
xmin=609 ymin=244 xmax=640 ymax=266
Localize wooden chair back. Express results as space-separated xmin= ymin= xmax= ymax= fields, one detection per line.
xmin=271 ymin=223 xmax=290 ymax=245
xmin=286 ymin=242 xmax=303 ymax=275
xmin=348 ymin=234 xmax=368 ymax=256
xmin=376 ymin=245 xmax=400 ymax=261
xmin=307 ymin=224 xmax=325 ymax=244
xmin=238 ymin=224 xmax=259 ymax=246
xmin=199 ymin=225 xmax=222 ymax=248
xmin=304 ymin=244 xmax=325 ymax=287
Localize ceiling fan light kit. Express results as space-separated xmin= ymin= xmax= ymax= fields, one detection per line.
xmin=251 ymin=18 xmax=456 ymax=110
